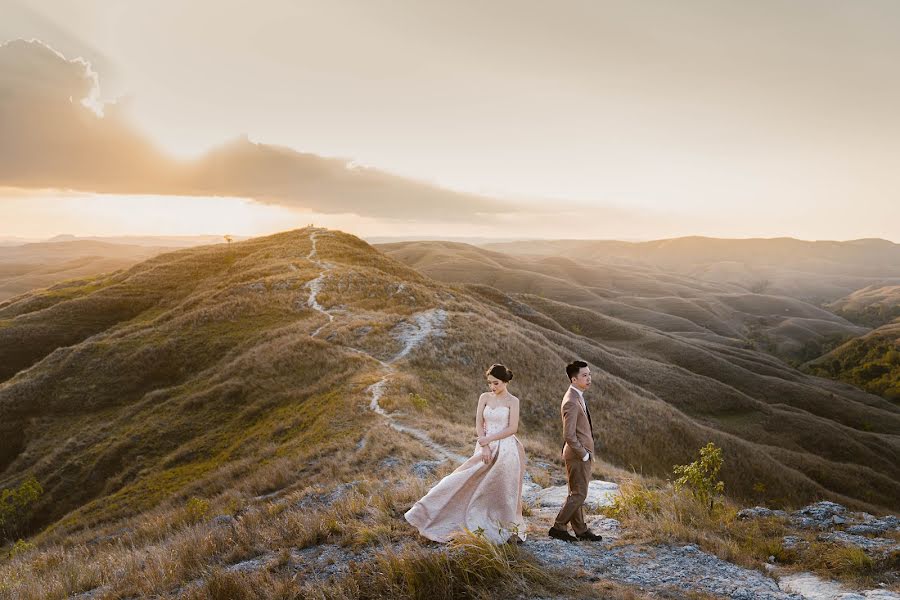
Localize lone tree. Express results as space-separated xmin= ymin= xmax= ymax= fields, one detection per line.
xmin=673 ymin=442 xmax=725 ymax=512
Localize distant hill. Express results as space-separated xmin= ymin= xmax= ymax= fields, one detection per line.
xmin=827 ymin=284 xmax=900 ymax=328
xmin=379 ymin=240 xmax=869 ymax=363
xmin=805 ymin=321 xmax=900 ymax=402
xmin=1 ymin=228 xmax=898 ymax=550
xmin=44 ymin=234 xmax=248 ymax=247
xmin=0 ymin=240 xmax=170 ymax=301
xmin=800 ymin=285 xmax=900 ymax=401
xmin=482 ymin=237 xmax=900 ymax=303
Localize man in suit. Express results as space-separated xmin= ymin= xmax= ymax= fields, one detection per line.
xmin=548 ymin=360 xmax=603 ymax=542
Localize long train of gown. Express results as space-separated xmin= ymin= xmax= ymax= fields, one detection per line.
xmin=404 ymin=405 xmax=527 ymax=543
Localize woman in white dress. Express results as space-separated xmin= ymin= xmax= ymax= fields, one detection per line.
xmin=404 ymin=364 xmax=527 ymax=544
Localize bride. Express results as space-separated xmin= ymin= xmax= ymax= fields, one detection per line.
xmin=404 ymin=364 xmax=527 ymax=544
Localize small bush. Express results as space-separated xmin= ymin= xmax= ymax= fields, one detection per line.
xmin=184 ymin=497 xmax=210 ymax=524
xmin=605 ymin=480 xmax=662 ymax=519
xmin=0 ymin=475 xmax=42 ymax=542
xmin=408 ymin=393 xmax=428 ymax=412
xmin=673 ymin=443 xmax=725 ymax=512
xmin=7 ymin=538 xmax=36 ymax=559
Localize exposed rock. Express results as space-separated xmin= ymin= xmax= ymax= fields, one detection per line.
xmin=380 ymin=456 xmax=401 ymax=469
xmin=411 ymin=460 xmax=442 ymax=479
xmin=781 ymin=535 xmax=808 ymax=551
xmin=226 ymin=555 xmax=269 ymax=573
xmin=779 ymin=572 xmax=900 ymax=599
xmin=525 ymin=479 xmax=619 ymax=510
xmin=212 ymin=514 xmax=235 ymax=527
xmin=792 ymin=501 xmax=847 ymax=528
xmin=295 ymin=481 xmax=361 ymax=509
xmin=847 ymin=515 xmax=900 ymax=536
xmin=818 ymin=531 xmax=899 ymax=554
xmin=743 ymin=502 xmax=900 ymax=553
xmin=527 ymin=538 xmax=800 ymax=599
xmin=738 ymin=506 xmax=788 ymax=520
xmin=289 ymin=543 xmax=371 ymax=581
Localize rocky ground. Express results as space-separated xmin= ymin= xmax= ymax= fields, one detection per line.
xmin=520 ymin=477 xmax=899 ymax=600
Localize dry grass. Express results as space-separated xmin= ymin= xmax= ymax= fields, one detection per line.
xmin=0 ymin=472 xmax=425 ymax=599
xmin=604 ymin=479 xmax=900 ymax=590
xmin=2 ymin=227 xmax=899 ymax=599
xmin=180 ymin=531 xmax=648 ymax=600
xmin=0 ymin=468 xmax=649 ymax=600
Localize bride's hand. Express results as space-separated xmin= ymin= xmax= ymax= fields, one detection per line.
xmin=477 ymin=436 xmax=489 ymax=446
xmin=480 ymin=445 xmax=492 ymax=464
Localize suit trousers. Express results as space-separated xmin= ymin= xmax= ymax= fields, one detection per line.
xmin=553 ymin=456 xmax=591 ymax=534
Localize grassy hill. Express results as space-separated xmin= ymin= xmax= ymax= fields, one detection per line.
xmin=0 ymin=228 xmax=898 ymax=598
xmin=802 ymin=285 xmax=900 ymax=402
xmin=379 ymin=240 xmax=869 ymax=364
xmin=828 ymin=285 xmax=900 ymax=329
xmin=804 ymin=322 xmax=900 ymax=403
xmin=0 ymin=228 xmax=897 ymax=543
xmin=481 ymin=237 xmax=900 ymax=304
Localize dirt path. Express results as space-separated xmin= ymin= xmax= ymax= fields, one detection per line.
xmin=304 ymin=229 xmax=464 ymax=464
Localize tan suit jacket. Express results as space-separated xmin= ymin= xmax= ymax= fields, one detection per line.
xmin=561 ymin=386 xmax=594 ymax=461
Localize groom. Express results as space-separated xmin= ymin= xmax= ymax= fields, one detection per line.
xmin=548 ymin=360 xmax=603 ymax=542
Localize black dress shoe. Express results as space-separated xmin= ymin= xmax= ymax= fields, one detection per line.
xmin=548 ymin=527 xmax=577 ymax=542
xmin=576 ymin=530 xmax=603 ymax=541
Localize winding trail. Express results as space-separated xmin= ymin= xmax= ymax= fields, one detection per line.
xmin=304 ymin=229 xmax=464 ymax=464
xmin=305 ymin=230 xmax=334 ymax=338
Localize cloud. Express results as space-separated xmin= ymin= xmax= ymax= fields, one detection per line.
xmin=0 ymin=39 xmax=512 ymax=221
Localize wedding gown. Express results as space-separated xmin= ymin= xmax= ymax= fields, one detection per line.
xmin=404 ymin=404 xmax=527 ymax=543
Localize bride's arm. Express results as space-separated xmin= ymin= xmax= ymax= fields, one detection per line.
xmin=474 ymin=393 xmax=487 ymax=437
xmin=478 ymin=397 xmax=520 ymax=445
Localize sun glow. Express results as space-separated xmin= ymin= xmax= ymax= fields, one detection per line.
xmin=0 ymin=189 xmax=309 ymax=238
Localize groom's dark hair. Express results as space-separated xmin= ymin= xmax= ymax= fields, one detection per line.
xmin=566 ymin=360 xmax=588 ymax=381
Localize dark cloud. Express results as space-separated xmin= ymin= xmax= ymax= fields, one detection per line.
xmin=0 ymin=39 xmax=511 ymax=221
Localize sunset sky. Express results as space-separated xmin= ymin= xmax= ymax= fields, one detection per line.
xmin=2 ymin=0 xmax=899 ymax=241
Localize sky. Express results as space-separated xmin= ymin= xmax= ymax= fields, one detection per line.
xmin=1 ymin=0 xmax=899 ymax=241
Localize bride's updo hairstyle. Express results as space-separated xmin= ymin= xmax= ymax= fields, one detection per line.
xmin=486 ymin=363 xmax=513 ymax=382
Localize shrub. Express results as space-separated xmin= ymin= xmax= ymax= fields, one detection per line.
xmin=408 ymin=393 xmax=428 ymax=412
xmin=673 ymin=443 xmax=725 ymax=512
xmin=605 ymin=479 xmax=662 ymax=519
xmin=184 ymin=497 xmax=210 ymax=524
xmin=0 ymin=475 xmax=42 ymax=542
xmin=7 ymin=538 xmax=35 ymax=559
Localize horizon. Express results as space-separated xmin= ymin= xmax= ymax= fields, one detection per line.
xmin=4 ymin=229 xmax=900 ymax=247
xmin=2 ymin=1 xmax=900 ymax=241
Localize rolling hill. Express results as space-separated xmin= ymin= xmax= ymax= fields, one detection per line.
xmin=0 ymin=240 xmax=171 ymax=301
xmin=379 ymin=240 xmax=870 ymax=363
xmin=481 ymin=237 xmax=900 ymax=304
xmin=0 ymin=228 xmax=897 ymax=555
xmin=828 ymin=285 xmax=900 ymax=329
